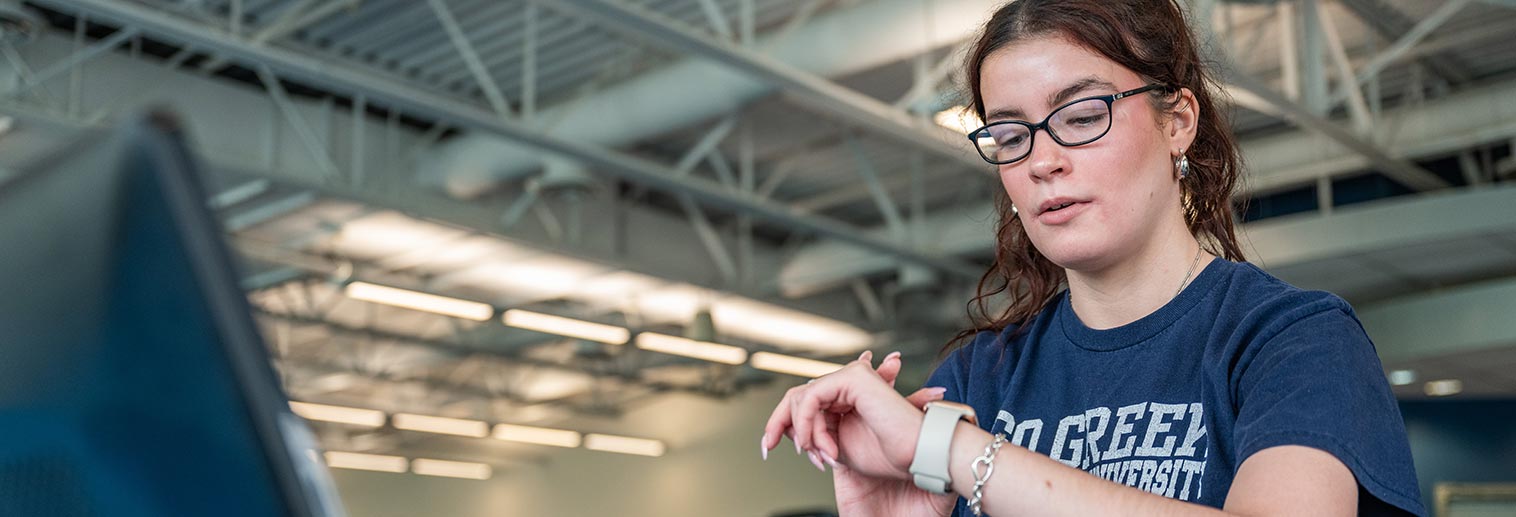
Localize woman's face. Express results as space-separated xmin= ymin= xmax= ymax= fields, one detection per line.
xmin=979 ymin=36 xmax=1193 ymax=272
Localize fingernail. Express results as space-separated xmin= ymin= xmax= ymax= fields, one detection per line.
xmin=927 ymin=387 xmax=947 ymax=396
xmin=794 ymin=440 xmax=801 ymax=455
xmin=886 ymin=351 xmax=901 ymax=361
xmin=860 ymin=350 xmax=873 ymax=364
xmin=820 ymin=451 xmax=841 ymax=469
xmin=807 ymin=450 xmax=826 ymax=472
xmin=761 ymin=435 xmax=769 ymax=461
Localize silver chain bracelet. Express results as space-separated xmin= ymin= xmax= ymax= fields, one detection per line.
xmin=967 ymin=432 xmax=1006 ymax=516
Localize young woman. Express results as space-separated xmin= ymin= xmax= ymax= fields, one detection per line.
xmin=760 ymin=1 xmax=1422 ymax=515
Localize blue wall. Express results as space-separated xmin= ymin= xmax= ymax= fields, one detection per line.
xmin=1399 ymin=399 xmax=1516 ymax=510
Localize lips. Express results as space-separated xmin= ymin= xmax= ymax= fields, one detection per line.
xmin=1037 ymin=197 xmax=1089 ymax=215
xmin=1033 ymin=197 xmax=1091 ymax=225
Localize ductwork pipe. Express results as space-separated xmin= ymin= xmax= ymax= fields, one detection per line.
xmin=420 ymin=0 xmax=1004 ymax=199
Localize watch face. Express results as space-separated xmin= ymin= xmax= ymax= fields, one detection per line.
xmin=928 ymin=401 xmax=977 ymax=424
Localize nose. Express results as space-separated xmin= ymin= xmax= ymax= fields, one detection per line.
xmin=1024 ymin=129 xmax=1067 ymax=182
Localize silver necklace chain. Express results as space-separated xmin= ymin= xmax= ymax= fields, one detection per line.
xmin=1175 ymin=247 xmax=1204 ymax=297
xmin=1068 ymin=247 xmax=1206 ymax=304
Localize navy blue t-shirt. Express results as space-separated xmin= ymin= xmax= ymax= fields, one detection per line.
xmin=927 ymin=258 xmax=1423 ymax=516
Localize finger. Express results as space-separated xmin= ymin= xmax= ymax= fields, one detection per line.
xmin=857 ymin=350 xmax=874 ymax=368
xmin=811 ymin=408 xmax=840 ymax=464
xmin=793 ymin=367 xmax=850 ymax=453
xmin=821 ymin=411 xmax=846 ymax=468
xmin=874 ymin=351 xmax=903 ymax=387
xmin=904 ymin=386 xmax=949 ymax=409
xmin=761 ymin=385 xmax=803 ymax=453
xmin=791 ymin=394 xmax=813 ymax=453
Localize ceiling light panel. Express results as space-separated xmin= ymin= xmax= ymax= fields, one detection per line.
xmin=391 ymin=413 xmax=490 ymax=437
xmin=583 ymin=434 xmax=666 ymax=457
xmin=344 ymin=282 xmax=494 ymax=321
xmin=324 ymin=451 xmax=407 ymax=473
xmin=493 ymin=424 xmax=582 ymax=448
xmin=289 ymin=401 xmax=386 ymax=428
xmin=502 ymin=309 xmax=629 ymax=344
xmin=410 ymin=458 xmax=492 ymax=480
xmin=634 ymin=332 xmax=748 ymax=365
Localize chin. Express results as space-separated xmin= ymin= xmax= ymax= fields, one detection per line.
xmin=1030 ymin=234 xmax=1117 ymax=272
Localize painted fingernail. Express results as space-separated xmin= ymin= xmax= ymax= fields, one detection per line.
xmin=761 ymin=435 xmax=769 ymax=461
xmin=820 ymin=451 xmax=841 ymax=469
xmin=927 ymin=387 xmax=947 ymax=396
xmin=886 ymin=351 xmax=901 ymax=361
xmin=860 ymin=350 xmax=873 ymax=364
xmin=807 ymin=450 xmax=826 ymax=472
xmin=794 ymin=440 xmax=801 ymax=455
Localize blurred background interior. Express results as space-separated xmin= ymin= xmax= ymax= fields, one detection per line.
xmin=1 ymin=0 xmax=1515 ymax=515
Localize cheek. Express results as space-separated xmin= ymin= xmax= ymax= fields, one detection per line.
xmin=997 ymin=166 xmax=1033 ymax=206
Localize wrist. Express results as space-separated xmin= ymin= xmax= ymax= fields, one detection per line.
xmin=947 ymin=421 xmax=996 ymax=498
xmin=908 ymin=401 xmax=978 ymax=491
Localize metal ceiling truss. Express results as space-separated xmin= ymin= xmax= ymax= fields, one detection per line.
xmin=546 ymin=0 xmax=988 ymax=173
xmin=1193 ymin=0 xmax=1452 ymax=192
xmin=30 ymin=0 xmax=983 ymax=284
xmin=0 ymin=37 xmax=876 ymax=422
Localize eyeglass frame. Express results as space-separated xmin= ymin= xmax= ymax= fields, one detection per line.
xmin=966 ymin=82 xmax=1173 ymax=165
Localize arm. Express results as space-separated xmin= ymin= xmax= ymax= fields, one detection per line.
xmin=941 ymin=421 xmax=1357 ymax=516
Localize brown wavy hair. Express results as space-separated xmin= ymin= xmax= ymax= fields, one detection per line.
xmin=945 ymin=0 xmax=1247 ymax=354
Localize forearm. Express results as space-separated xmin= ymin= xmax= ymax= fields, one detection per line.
xmin=945 ymin=421 xmax=1231 ymax=517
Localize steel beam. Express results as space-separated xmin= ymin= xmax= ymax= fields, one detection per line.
xmin=1297 ymin=0 xmax=1329 ymax=114
xmin=548 ymin=0 xmax=988 ymax=174
xmin=37 ymin=0 xmax=983 ymax=281
xmin=1360 ymin=275 xmax=1516 ymax=365
xmin=1333 ymin=0 xmax=1472 ymax=109
xmin=1336 ymin=0 xmax=1474 ymax=86
xmin=1198 ymin=17 xmax=1449 ymax=192
xmin=428 ymin=0 xmax=512 ymax=119
xmin=1315 ymin=2 xmax=1372 ymax=134
xmin=3 ymin=27 xmax=138 ymax=98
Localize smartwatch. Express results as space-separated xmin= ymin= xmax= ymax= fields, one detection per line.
xmin=908 ymin=400 xmax=977 ymax=494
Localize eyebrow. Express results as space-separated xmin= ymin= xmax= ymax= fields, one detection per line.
xmin=984 ymin=77 xmax=1120 ymax=122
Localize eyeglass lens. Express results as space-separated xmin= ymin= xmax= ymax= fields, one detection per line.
xmin=976 ymin=98 xmax=1113 ymax=164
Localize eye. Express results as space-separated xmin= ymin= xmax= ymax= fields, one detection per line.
xmin=1066 ymin=111 xmax=1108 ymax=127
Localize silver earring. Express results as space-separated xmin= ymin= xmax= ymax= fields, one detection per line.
xmin=1176 ymin=155 xmax=1190 ymax=179
xmin=1011 ymin=204 xmax=1019 ymax=216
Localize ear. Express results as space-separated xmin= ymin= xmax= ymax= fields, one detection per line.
xmin=1167 ymin=87 xmax=1200 ymax=156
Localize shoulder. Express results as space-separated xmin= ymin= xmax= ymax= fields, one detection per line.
xmin=944 ymin=299 xmax=1062 ymax=367
xmin=1214 ymin=260 xmax=1358 ymax=340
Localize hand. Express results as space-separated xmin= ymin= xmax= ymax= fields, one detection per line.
xmin=761 ymin=351 xmax=957 ymax=516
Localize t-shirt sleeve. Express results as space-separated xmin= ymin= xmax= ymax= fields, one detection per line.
xmin=924 ymin=331 xmax=984 ymax=406
xmin=924 ymin=333 xmax=986 ymax=517
xmin=1232 ymin=301 xmax=1425 ymax=516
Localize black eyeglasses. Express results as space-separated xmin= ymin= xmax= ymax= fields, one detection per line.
xmin=967 ymin=83 xmax=1171 ymax=165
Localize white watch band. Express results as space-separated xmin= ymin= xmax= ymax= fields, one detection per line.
xmin=909 ymin=401 xmax=976 ymax=494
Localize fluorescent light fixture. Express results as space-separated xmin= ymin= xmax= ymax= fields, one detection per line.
xmin=324 ymin=451 xmax=407 ymax=473
xmin=1424 ymin=379 xmax=1463 ymax=397
xmin=502 ymin=309 xmax=629 ymax=345
xmin=1388 ymin=370 xmax=1417 ymax=386
xmin=344 ymin=282 xmax=493 ymax=321
xmin=493 ymin=423 xmax=582 ymax=448
xmin=710 ymin=298 xmax=873 ymax=354
xmin=584 ymin=434 xmax=666 ymax=457
xmin=634 ymin=332 xmax=748 ymax=365
xmin=392 ymin=413 xmax=489 ymax=437
xmin=289 ymin=401 xmax=386 ymax=428
xmin=933 ymin=105 xmax=982 ymax=135
xmin=411 ymin=458 xmax=492 ymax=480
xmin=749 ymin=352 xmax=845 ymax=379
